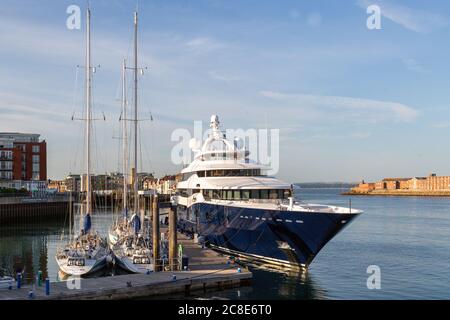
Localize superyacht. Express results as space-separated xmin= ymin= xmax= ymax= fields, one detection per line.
xmin=175 ymin=115 xmax=362 ymax=271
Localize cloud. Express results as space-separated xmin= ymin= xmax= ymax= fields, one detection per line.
xmin=0 ymin=92 xmax=76 ymax=136
xmin=260 ymin=91 xmax=418 ymax=123
xmin=357 ymin=0 xmax=448 ymax=33
xmin=208 ymin=70 xmax=240 ymax=83
xmin=185 ymin=37 xmax=226 ymax=53
xmin=402 ymin=58 xmax=427 ymax=73
xmin=432 ymin=122 xmax=450 ymax=129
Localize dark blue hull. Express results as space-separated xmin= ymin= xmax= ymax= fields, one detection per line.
xmin=180 ymin=202 xmax=358 ymax=270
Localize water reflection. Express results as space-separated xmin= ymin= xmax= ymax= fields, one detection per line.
xmin=193 ymin=267 xmax=327 ymax=300
xmin=0 ymin=222 xmax=59 ymax=283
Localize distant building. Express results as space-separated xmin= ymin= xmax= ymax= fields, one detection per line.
xmin=64 ymin=173 xmax=122 ymax=193
xmin=64 ymin=174 xmax=82 ymax=192
xmin=143 ymin=175 xmax=178 ymax=194
xmin=62 ymin=172 xmax=154 ymax=193
xmin=48 ymin=180 xmax=67 ymax=193
xmin=352 ymin=173 xmax=450 ymax=193
xmin=0 ymin=133 xmax=47 ymax=182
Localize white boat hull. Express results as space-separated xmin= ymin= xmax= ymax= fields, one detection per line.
xmin=56 ymin=255 xmax=108 ymax=277
xmin=114 ymin=255 xmax=153 ymax=274
xmin=0 ymin=277 xmax=15 ymax=290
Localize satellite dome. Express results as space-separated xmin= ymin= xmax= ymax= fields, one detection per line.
xmin=210 ymin=115 xmax=220 ymax=124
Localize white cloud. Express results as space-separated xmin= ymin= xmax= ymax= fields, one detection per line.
xmin=185 ymin=37 xmax=226 ymax=53
xmin=402 ymin=58 xmax=427 ymax=73
xmin=432 ymin=122 xmax=450 ymax=129
xmin=208 ymin=70 xmax=240 ymax=83
xmin=357 ymin=0 xmax=448 ymax=33
xmin=260 ymin=91 xmax=418 ymax=123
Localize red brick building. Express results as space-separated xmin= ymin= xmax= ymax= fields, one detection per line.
xmin=352 ymin=174 xmax=450 ymax=193
xmin=0 ymin=133 xmax=47 ymax=182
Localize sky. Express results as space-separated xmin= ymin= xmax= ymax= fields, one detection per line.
xmin=1 ymin=0 xmax=450 ymax=183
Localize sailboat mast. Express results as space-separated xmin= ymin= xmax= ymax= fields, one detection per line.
xmin=133 ymin=12 xmax=139 ymax=214
xmin=122 ymin=59 xmax=128 ymax=213
xmin=86 ymin=8 xmax=92 ymax=215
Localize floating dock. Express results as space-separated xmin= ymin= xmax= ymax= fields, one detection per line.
xmin=0 ymin=233 xmax=252 ymax=300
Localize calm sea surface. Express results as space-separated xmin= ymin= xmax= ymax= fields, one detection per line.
xmin=1 ymin=188 xmax=450 ymax=300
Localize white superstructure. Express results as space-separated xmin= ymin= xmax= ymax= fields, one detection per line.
xmin=176 ymin=115 xmax=360 ymax=215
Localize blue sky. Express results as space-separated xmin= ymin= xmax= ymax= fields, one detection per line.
xmin=1 ymin=0 xmax=450 ymax=182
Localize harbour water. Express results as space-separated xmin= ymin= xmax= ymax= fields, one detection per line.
xmin=1 ymin=188 xmax=450 ymax=299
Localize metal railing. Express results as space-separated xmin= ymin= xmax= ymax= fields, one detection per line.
xmin=153 ymin=257 xmax=183 ymax=272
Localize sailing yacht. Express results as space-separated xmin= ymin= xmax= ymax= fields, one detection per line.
xmin=111 ymin=12 xmax=153 ymax=274
xmin=108 ymin=59 xmax=132 ymax=247
xmin=56 ymin=7 xmax=109 ymax=277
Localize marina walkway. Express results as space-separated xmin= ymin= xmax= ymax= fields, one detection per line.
xmin=0 ymin=233 xmax=252 ymax=300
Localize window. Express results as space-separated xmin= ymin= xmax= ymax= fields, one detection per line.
xmin=226 ymin=190 xmax=233 ymax=200
xmin=0 ymin=161 xmax=12 ymax=170
xmin=213 ymin=190 xmax=221 ymax=199
xmin=278 ymin=189 xmax=284 ymax=199
xmin=251 ymin=189 xmax=260 ymax=199
xmin=197 ymin=171 xmax=205 ymax=178
xmin=182 ymin=172 xmax=194 ymax=181
xmin=233 ymin=190 xmax=241 ymax=200
xmin=0 ymin=151 xmax=12 ymax=159
xmin=242 ymin=190 xmax=250 ymax=200
xmin=33 ymin=163 xmax=40 ymax=172
xmin=260 ymin=190 xmax=269 ymax=199
xmin=32 ymin=145 xmax=40 ymax=153
xmin=0 ymin=171 xmax=12 ymax=180
xmin=32 ymin=155 xmax=40 ymax=163
xmin=203 ymin=169 xmax=265 ymax=177
xmin=269 ymin=190 xmax=278 ymax=199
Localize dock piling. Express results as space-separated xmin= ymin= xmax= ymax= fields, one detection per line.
xmin=152 ymin=195 xmax=160 ymax=271
xmin=169 ymin=205 xmax=178 ymax=271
